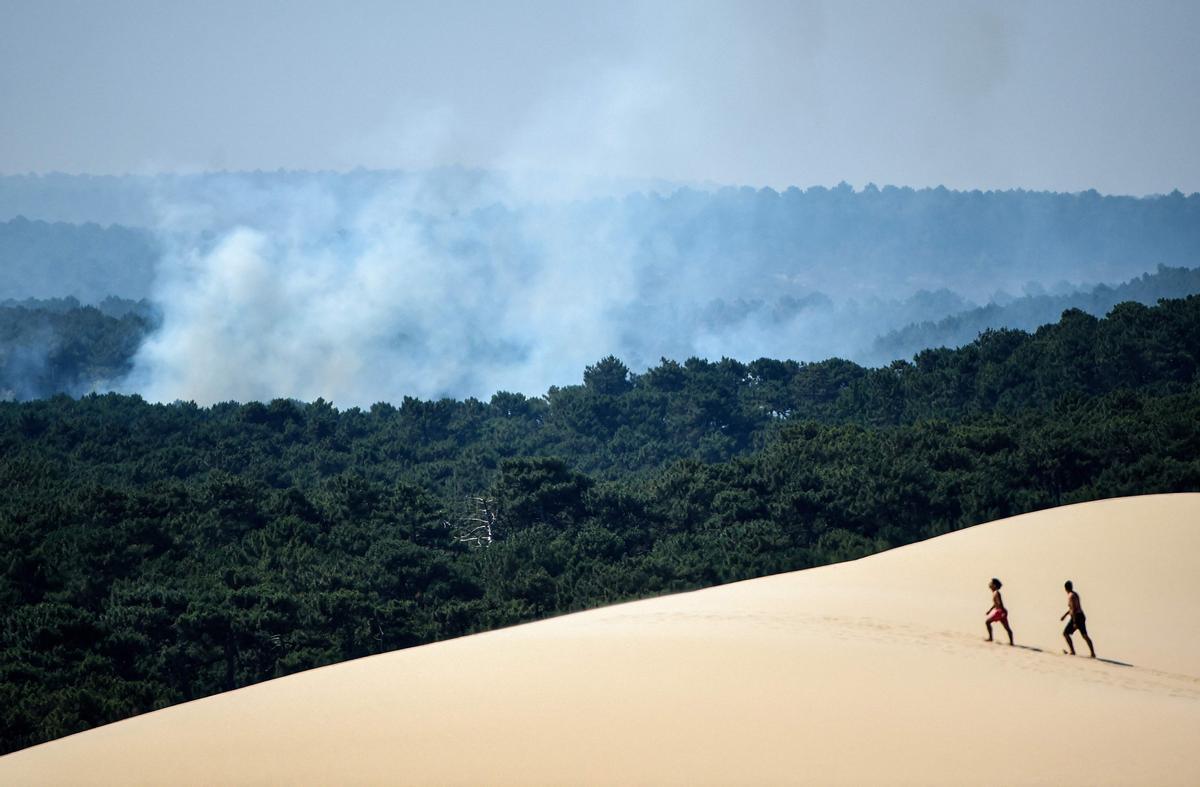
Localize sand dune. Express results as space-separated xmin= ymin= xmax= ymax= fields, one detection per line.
xmin=3 ymin=493 xmax=1198 ymax=785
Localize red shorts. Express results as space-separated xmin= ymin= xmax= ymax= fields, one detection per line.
xmin=987 ymin=609 xmax=1008 ymax=623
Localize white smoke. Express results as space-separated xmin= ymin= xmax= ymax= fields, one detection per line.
xmin=122 ymin=43 xmax=683 ymax=407
xmin=122 ymin=170 xmax=647 ymax=405
xmin=107 ymin=2 xmax=1105 ymax=407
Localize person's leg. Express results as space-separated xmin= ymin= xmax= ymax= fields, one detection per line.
xmin=1001 ymin=620 xmax=1013 ymax=645
xmin=1063 ymin=620 xmax=1076 ymax=654
xmin=985 ymin=620 xmax=994 ymax=642
xmin=1078 ymin=622 xmax=1095 ymax=657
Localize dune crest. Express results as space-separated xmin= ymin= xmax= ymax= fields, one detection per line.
xmin=3 ymin=493 xmax=1199 ymax=785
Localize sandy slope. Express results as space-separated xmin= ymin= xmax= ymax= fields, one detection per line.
xmin=3 ymin=493 xmax=1198 ymax=785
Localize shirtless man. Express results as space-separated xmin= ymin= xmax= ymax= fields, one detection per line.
xmin=1061 ymin=580 xmax=1096 ymax=657
xmin=985 ymin=578 xmax=1013 ymax=645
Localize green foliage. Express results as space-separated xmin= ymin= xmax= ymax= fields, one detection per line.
xmin=875 ymin=264 xmax=1200 ymax=360
xmin=0 ymin=299 xmax=155 ymax=400
xmin=1 ymin=298 xmax=1199 ymax=753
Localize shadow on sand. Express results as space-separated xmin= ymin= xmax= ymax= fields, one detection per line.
xmin=985 ymin=643 xmax=1134 ymax=668
xmin=1094 ymin=657 xmax=1134 ymax=668
xmin=1060 ymin=651 xmax=1134 ymax=667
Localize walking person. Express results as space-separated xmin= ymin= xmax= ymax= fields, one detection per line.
xmin=1061 ymin=580 xmax=1095 ymax=657
xmin=985 ymin=577 xmax=1014 ymax=645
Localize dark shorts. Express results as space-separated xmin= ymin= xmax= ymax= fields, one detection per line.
xmin=1064 ymin=613 xmax=1088 ymax=637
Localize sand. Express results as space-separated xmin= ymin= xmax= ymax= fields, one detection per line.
xmin=3 ymin=493 xmax=1198 ymax=785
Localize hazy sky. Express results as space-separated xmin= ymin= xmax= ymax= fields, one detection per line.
xmin=2 ymin=0 xmax=1198 ymax=194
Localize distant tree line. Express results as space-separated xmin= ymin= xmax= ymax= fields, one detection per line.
xmin=3 ymin=175 xmax=1199 ymax=304
xmin=873 ymin=264 xmax=1200 ymax=360
xmin=0 ymin=216 xmax=158 ymax=302
xmin=0 ymin=298 xmax=156 ymax=401
xmin=4 ymin=268 xmax=1199 ymax=402
xmin=1 ymin=297 xmax=1198 ymax=752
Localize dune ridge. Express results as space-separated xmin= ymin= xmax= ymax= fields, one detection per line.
xmin=3 ymin=493 xmax=1198 ymax=785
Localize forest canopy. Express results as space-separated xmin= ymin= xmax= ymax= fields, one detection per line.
xmin=2 ymin=296 xmax=1198 ymax=753
xmin=3 ymin=267 xmax=1198 ymax=402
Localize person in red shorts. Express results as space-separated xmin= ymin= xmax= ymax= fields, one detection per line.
xmin=985 ymin=577 xmax=1013 ymax=645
